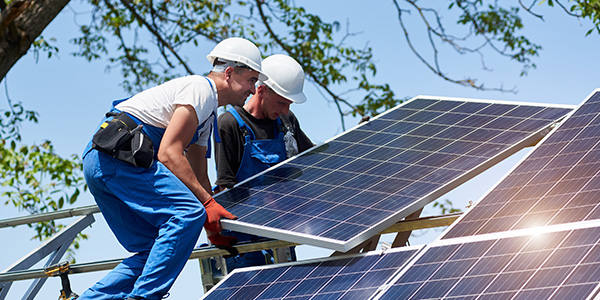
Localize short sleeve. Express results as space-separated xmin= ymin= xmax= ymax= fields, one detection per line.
xmin=172 ymin=76 xmax=218 ymax=132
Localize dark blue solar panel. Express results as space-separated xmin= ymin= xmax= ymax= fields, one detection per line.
xmin=216 ymin=97 xmax=573 ymax=251
xmin=443 ymin=91 xmax=600 ymax=239
xmin=378 ymin=226 xmax=600 ymax=300
xmin=202 ymin=247 xmax=420 ymax=300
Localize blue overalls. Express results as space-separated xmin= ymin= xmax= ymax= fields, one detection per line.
xmin=220 ymin=108 xmax=296 ymax=271
xmin=79 ymin=97 xmax=216 ymax=300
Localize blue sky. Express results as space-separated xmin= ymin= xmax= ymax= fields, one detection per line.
xmin=1 ymin=1 xmax=599 ymax=299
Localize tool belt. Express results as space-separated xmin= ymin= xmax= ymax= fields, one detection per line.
xmin=92 ymin=111 xmax=154 ymax=168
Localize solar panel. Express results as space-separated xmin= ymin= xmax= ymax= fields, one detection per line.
xmin=374 ymin=222 xmax=600 ymax=300
xmin=216 ymin=96 xmax=573 ymax=251
xmin=202 ymin=245 xmax=422 ymax=300
xmin=443 ymin=90 xmax=600 ymax=240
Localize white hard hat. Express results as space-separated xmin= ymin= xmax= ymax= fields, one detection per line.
xmin=260 ymin=54 xmax=307 ymax=104
xmin=207 ymin=37 xmax=267 ymax=81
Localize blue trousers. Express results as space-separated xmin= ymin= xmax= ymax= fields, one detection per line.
xmin=79 ymin=149 xmax=205 ymax=300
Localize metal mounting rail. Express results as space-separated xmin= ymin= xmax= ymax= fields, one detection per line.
xmin=0 ymin=211 xmax=461 ymax=284
xmin=0 ymin=239 xmax=297 ymax=283
xmin=380 ymin=212 xmax=461 ymax=234
xmin=0 ymin=205 xmax=100 ymax=229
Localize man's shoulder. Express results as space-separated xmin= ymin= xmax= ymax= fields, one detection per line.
xmin=218 ymin=107 xmax=246 ymax=129
xmin=163 ymin=75 xmax=210 ymax=89
xmin=217 ymin=109 xmax=236 ymax=127
xmin=280 ymin=111 xmax=300 ymax=126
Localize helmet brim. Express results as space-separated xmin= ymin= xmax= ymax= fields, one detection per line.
xmin=285 ymin=92 xmax=307 ymax=104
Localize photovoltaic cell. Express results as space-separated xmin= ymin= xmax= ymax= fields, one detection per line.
xmin=202 ymin=246 xmax=421 ymax=300
xmin=443 ymin=90 xmax=600 ymax=240
xmin=375 ymin=224 xmax=600 ymax=300
xmin=216 ymin=96 xmax=573 ymax=251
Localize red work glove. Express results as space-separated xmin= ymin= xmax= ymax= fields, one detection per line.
xmin=208 ymin=233 xmax=239 ymax=257
xmin=203 ymin=197 xmax=238 ymax=233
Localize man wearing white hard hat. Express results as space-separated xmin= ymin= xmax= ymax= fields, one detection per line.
xmin=213 ymin=54 xmax=313 ymax=270
xmin=79 ymin=37 xmax=265 ymax=300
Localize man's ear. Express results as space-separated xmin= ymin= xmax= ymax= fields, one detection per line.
xmin=224 ymin=66 xmax=234 ymax=79
xmin=256 ymin=84 xmax=267 ymax=95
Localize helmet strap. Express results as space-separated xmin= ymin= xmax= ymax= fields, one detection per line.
xmin=212 ymin=58 xmax=250 ymax=73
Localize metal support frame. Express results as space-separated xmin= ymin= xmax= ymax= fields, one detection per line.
xmin=330 ymin=235 xmax=381 ymax=257
xmin=392 ymin=208 xmax=423 ymax=247
xmin=0 ymin=214 xmax=94 ymax=300
xmin=0 ymin=205 xmax=99 ymax=229
xmin=199 ymin=239 xmax=298 ymax=292
xmin=273 ymin=247 xmax=294 ymax=264
xmin=1 ymin=208 xmax=461 ymax=296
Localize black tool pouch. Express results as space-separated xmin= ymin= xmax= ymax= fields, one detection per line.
xmin=92 ymin=112 xmax=155 ymax=168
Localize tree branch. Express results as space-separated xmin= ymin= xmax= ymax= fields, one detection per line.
xmin=0 ymin=0 xmax=70 ymax=81
xmin=255 ymin=0 xmax=367 ymax=129
xmin=394 ymin=0 xmax=516 ymax=93
xmin=119 ymin=0 xmax=194 ymax=75
xmin=519 ymin=0 xmax=544 ymax=20
xmin=0 ymin=0 xmax=28 ymax=33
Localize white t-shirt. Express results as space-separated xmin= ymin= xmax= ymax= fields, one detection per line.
xmin=116 ymin=75 xmax=218 ymax=147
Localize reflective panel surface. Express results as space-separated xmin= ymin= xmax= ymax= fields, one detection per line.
xmin=217 ymin=97 xmax=573 ymax=251
xmin=203 ymin=246 xmax=420 ymax=300
xmin=444 ymin=91 xmax=600 ymax=239
xmin=378 ymin=225 xmax=600 ymax=300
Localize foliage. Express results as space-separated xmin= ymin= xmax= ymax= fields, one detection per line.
xmin=2 ymin=0 xmax=600 ymax=250
xmin=573 ymin=0 xmax=600 ymax=35
xmin=432 ymin=199 xmax=463 ymax=215
xmin=453 ymin=1 xmax=541 ymax=76
xmin=0 ymin=101 xmax=38 ymax=141
xmin=69 ymin=0 xmax=400 ymax=128
xmin=0 ymin=100 xmax=87 ymax=261
xmin=31 ymin=36 xmax=60 ymax=63
xmin=543 ymin=0 xmax=600 ymax=35
xmin=65 ymin=0 xmax=600 ymax=127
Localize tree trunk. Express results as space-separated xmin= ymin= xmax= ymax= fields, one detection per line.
xmin=0 ymin=0 xmax=70 ymax=81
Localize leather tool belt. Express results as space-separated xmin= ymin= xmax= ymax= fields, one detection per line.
xmin=92 ymin=112 xmax=154 ymax=168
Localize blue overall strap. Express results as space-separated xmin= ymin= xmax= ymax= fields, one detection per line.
xmin=203 ymin=76 xmax=221 ymax=144
xmin=204 ymin=111 xmax=218 ymax=159
xmin=212 ymin=114 xmax=221 ymax=143
xmin=229 ymin=108 xmax=284 ymax=141
xmin=228 ymin=107 xmax=255 ymax=141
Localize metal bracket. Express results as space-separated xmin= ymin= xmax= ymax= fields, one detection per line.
xmin=0 ymin=214 xmax=94 ymax=300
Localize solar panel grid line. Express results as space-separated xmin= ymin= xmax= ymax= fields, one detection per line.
xmin=370 ymin=231 xmax=521 ymax=299
xmin=236 ymin=100 xmax=567 ymax=188
xmin=219 ymin=99 xmax=572 ymax=251
xmin=372 ymin=219 xmax=600 ymax=300
xmin=441 ymin=90 xmax=600 ymax=240
xmin=447 ymin=123 xmax=600 ymax=237
xmin=217 ymin=96 xmax=574 ymax=252
xmin=221 ymin=125 xmax=565 ymax=251
xmin=201 ymin=245 xmax=424 ymax=300
xmin=221 ymin=96 xmax=572 ymax=195
xmin=501 ymin=230 xmax=595 ymax=300
xmin=211 ymin=94 xmax=431 ymax=195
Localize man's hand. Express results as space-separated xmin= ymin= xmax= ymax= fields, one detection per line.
xmin=203 ymin=197 xmax=237 ymax=233
xmin=207 ymin=233 xmax=239 ymax=257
